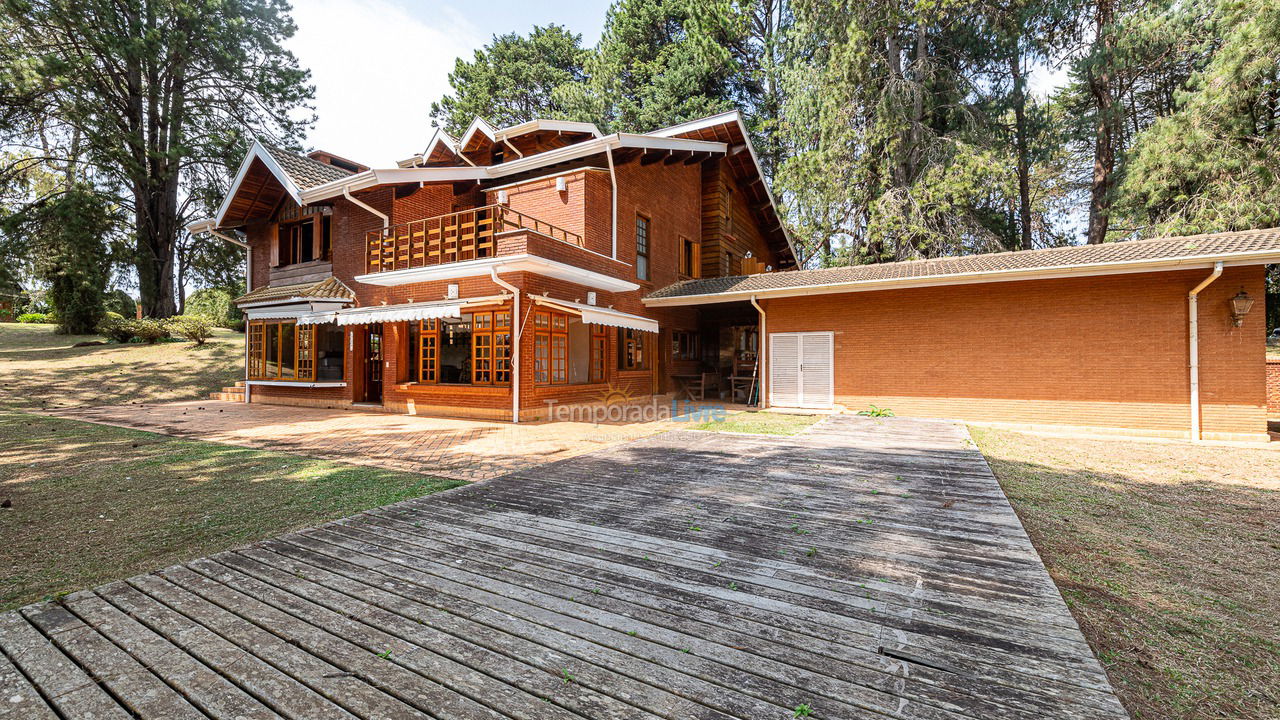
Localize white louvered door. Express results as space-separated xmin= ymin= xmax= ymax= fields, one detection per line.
xmin=769 ymin=333 xmax=800 ymax=407
xmin=770 ymin=332 xmax=833 ymax=409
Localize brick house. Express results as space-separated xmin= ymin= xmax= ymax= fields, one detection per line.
xmin=191 ymin=112 xmax=1279 ymax=441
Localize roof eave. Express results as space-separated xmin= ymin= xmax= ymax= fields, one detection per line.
xmin=212 ymin=139 xmax=306 ymax=229
xmin=642 ymin=251 xmax=1280 ymax=307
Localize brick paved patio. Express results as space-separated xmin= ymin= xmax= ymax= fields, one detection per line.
xmin=52 ymin=401 xmax=681 ymax=480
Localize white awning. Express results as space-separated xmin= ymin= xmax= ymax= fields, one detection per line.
xmin=532 ymin=296 xmax=659 ymax=333
xmin=334 ymin=294 xmax=509 ymax=326
xmin=244 ymin=300 xmax=349 ymax=322
xmin=295 ymin=311 xmax=337 ymax=325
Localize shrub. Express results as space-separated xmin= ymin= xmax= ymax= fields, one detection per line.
xmin=165 ymin=315 xmax=214 ymax=345
xmin=185 ymin=287 xmax=242 ymax=328
xmin=104 ymin=289 xmax=137 ymax=318
xmin=126 ymin=318 xmax=170 ymax=344
xmin=97 ymin=312 xmax=133 ymax=343
xmin=17 ymin=312 xmax=51 ymax=324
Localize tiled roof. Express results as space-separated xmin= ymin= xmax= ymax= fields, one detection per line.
xmin=647 ymin=228 xmax=1280 ymax=301
xmin=235 ymin=276 xmax=356 ymax=305
xmin=261 ymin=143 xmax=355 ymax=190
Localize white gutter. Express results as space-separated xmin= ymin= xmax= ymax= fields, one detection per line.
xmin=489 ymin=266 xmax=521 ymax=423
xmin=750 ymin=295 xmax=767 ymax=409
xmin=343 ymin=187 xmax=388 ymax=231
xmin=606 ymin=147 xmax=618 ymax=260
xmin=1188 ymin=261 xmax=1223 ymax=442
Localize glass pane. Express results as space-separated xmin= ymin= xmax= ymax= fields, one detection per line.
xmin=280 ymin=323 xmax=295 ymax=378
xmin=265 ymin=323 xmax=280 ymax=377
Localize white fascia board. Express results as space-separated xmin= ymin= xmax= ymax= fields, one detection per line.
xmin=614 ymin=134 xmax=727 ymax=153
xmin=497 ymin=119 xmax=602 ymax=139
xmin=213 ymin=140 xmax=305 ymax=228
xmin=239 ymin=298 xmax=351 ymax=310
xmin=354 ymin=253 xmax=640 ymax=293
xmin=485 ymin=167 xmax=611 ymax=193
xmin=246 ymin=380 xmax=347 ymax=388
xmin=641 ymin=252 xmax=1280 ymax=307
xmin=186 ymin=218 xmax=216 ymax=234
xmin=460 ymin=117 xmax=497 ymax=149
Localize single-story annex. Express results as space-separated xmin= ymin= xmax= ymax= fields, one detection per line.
xmin=189 ymin=111 xmax=1278 ymax=442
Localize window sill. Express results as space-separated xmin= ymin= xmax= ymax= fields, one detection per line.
xmin=246 ymin=380 xmax=347 ymax=388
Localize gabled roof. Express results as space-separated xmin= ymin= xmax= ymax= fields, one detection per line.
xmin=644 ymin=228 xmax=1280 ymax=305
xmin=235 ymin=276 xmax=356 ymax=306
xmin=214 ymin=140 xmax=359 ymax=228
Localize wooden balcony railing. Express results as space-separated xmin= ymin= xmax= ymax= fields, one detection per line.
xmin=365 ymin=204 xmax=584 ymax=274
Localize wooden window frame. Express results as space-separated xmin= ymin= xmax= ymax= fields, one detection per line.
xmin=678 ymin=236 xmax=700 ymax=279
xmin=246 ymin=319 xmax=315 ymax=381
xmin=412 ymin=310 xmax=511 ymax=387
xmin=672 ymin=330 xmax=700 ymax=361
xmin=534 ymin=310 xmax=570 ymax=385
xmin=635 ymin=213 xmax=650 ymax=281
xmin=589 ymin=324 xmax=608 ymax=383
xmin=274 ymin=211 xmax=331 ymax=268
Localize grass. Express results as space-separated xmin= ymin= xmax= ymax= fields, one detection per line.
xmin=0 ymin=321 xmax=243 ymax=411
xmin=690 ymin=411 xmax=822 ymax=435
xmin=0 ymin=412 xmax=465 ymax=611
xmin=971 ymin=427 xmax=1280 ymax=719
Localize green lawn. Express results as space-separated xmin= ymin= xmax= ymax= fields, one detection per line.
xmin=0 ymin=321 xmax=243 ymax=411
xmin=972 ymin=427 xmax=1280 ymax=720
xmin=0 ymin=412 xmax=465 ymax=611
xmin=690 ymin=410 xmax=822 ymax=435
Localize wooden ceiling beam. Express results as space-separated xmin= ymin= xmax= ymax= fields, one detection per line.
xmin=639 ymin=150 xmax=665 ymax=166
xmin=663 ymin=150 xmax=691 ymax=165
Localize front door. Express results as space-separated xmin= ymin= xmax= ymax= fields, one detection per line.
xmin=769 ymin=332 xmax=833 ymax=409
xmin=362 ymin=324 xmax=383 ymax=403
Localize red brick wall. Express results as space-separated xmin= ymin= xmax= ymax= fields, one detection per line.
xmin=1267 ymin=360 xmax=1280 ymax=415
xmin=763 ymin=266 xmax=1269 ymax=439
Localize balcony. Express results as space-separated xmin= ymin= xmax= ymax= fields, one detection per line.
xmin=365 ymin=204 xmax=583 ymax=274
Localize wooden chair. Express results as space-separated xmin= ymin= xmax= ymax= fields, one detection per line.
xmin=729 ymin=360 xmax=758 ymax=405
xmin=683 ymin=372 xmax=720 ymax=401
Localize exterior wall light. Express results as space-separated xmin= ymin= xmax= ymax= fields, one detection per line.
xmin=1229 ymin=288 xmax=1254 ymax=327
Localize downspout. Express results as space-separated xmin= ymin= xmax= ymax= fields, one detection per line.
xmin=1188 ymin=261 xmax=1223 ymax=441
xmin=750 ymin=295 xmax=767 ymax=409
xmin=490 ymin=266 xmax=521 ymax=423
xmin=606 ymin=147 xmax=618 ymax=259
xmin=343 ymin=187 xmax=389 ymax=230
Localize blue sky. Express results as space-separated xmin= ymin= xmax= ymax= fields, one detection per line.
xmin=287 ymin=0 xmax=612 ymax=166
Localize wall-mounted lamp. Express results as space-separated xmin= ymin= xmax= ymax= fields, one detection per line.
xmin=555 ymin=176 xmax=567 ymax=192
xmin=496 ymin=190 xmax=508 ymax=204
xmin=446 ymin=283 xmax=459 ymax=300
xmin=1230 ymin=288 xmax=1254 ymax=327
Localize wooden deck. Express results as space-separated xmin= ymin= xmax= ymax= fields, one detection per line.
xmin=0 ymin=415 xmax=1128 ymax=719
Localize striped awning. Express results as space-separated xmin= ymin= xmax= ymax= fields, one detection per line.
xmin=532 ymin=296 xmax=659 ymax=333
xmin=334 ymin=294 xmax=509 ymax=326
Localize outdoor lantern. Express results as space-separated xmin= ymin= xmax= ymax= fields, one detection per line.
xmin=1229 ymin=287 xmax=1254 ymax=327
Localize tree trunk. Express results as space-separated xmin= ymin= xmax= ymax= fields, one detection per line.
xmin=1087 ymin=0 xmax=1118 ymax=245
xmin=1010 ymin=48 xmax=1032 ymax=251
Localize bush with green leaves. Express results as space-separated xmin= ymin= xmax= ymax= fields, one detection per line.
xmin=184 ymin=287 xmax=242 ymax=328
xmin=104 ymin=289 xmax=136 ymax=318
xmin=96 ymin=312 xmax=133 ymax=343
xmin=126 ymin=318 xmax=170 ymax=344
xmin=17 ymin=312 xmax=51 ymax=324
xmin=165 ymin=315 xmax=214 ymax=345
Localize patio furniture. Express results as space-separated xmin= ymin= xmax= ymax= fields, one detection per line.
xmin=729 ymin=360 xmax=758 ymax=405
xmin=673 ymin=372 xmax=719 ymax=401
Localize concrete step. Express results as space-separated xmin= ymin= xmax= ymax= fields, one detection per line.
xmin=208 ymin=392 xmax=244 ymax=402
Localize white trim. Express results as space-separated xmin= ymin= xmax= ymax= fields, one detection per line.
xmin=531 ymin=296 xmax=659 ymax=333
xmin=484 ymin=167 xmax=610 ymax=193
xmin=769 ymin=331 xmax=834 ymax=410
xmin=239 ymin=297 xmax=351 ymax=309
xmin=333 ymin=294 xmax=509 ymax=326
xmin=246 ymin=380 xmax=347 ymax=388
xmin=642 ymin=251 xmax=1280 ymax=306
xmin=296 ymin=134 xmax=726 ymax=204
xmin=244 ymin=300 xmax=350 ymax=319
xmin=495 ymin=119 xmax=602 ymax=140
xmin=460 ymin=117 xmax=497 ymax=150
xmin=214 ymin=140 xmax=304 ymax=228
xmin=354 ymin=253 xmax=640 ymax=292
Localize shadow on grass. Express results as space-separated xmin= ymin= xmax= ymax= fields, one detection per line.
xmin=0 ymin=412 xmax=464 ymax=611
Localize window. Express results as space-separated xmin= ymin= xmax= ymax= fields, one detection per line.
xmin=590 ymin=324 xmax=608 ymax=383
xmin=411 ymin=311 xmax=509 ymax=386
xmin=276 ymin=213 xmax=331 ymax=267
xmin=679 ymin=236 xmax=700 ymax=278
xmin=635 ymin=214 xmax=650 ymax=281
xmin=618 ymin=328 xmax=649 ymax=370
xmin=534 ymin=310 xmax=570 ymax=384
xmin=247 ymin=320 xmax=316 ymax=381
xmin=672 ymin=330 xmax=700 ymax=361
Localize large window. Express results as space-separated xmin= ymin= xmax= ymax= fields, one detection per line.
xmin=672 ymin=330 xmax=700 ymax=361
xmin=635 ymin=214 xmax=650 ymax=281
xmin=408 ymin=309 xmax=511 ymax=386
xmin=618 ymin=328 xmax=650 ymax=371
xmin=247 ymin=320 xmax=316 ymax=381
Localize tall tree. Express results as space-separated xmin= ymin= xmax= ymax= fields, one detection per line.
xmin=1 ymin=0 xmax=314 ymax=317
xmin=1117 ymin=0 xmax=1280 ymax=235
xmin=430 ymin=25 xmax=587 ymax=136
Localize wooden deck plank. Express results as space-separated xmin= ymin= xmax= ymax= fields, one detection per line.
xmin=0 ymin=626 xmax=58 ymax=720
xmin=0 ymin=415 xmax=1127 ymax=720
xmin=20 ymin=601 xmax=204 ymax=720
xmin=0 ymin=609 xmax=130 ymax=719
